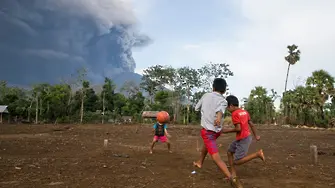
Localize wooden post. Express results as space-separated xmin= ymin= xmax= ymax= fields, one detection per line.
xmin=310 ymin=145 xmax=318 ymax=164
xmin=104 ymin=139 xmax=108 ymax=148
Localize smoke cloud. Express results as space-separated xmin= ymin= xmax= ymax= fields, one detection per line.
xmin=0 ymin=0 xmax=151 ymax=85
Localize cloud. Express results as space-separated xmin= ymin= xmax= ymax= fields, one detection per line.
xmin=134 ymin=68 xmax=145 ymax=75
xmin=24 ymin=49 xmax=86 ymax=63
xmin=182 ymin=44 xmax=201 ymax=50
xmin=0 ymin=0 xmax=151 ymax=85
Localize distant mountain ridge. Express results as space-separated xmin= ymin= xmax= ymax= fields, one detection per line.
xmin=6 ymin=72 xmax=143 ymax=94
xmin=91 ymin=72 xmax=142 ymax=93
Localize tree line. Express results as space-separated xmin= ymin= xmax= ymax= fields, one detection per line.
xmin=0 ymin=45 xmax=334 ymax=127
xmin=0 ymin=63 xmax=233 ymax=124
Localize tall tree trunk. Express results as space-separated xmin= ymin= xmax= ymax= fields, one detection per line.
xmin=39 ymin=99 xmax=43 ymax=119
xmin=284 ymin=64 xmax=291 ymax=92
xmin=47 ymin=102 xmax=50 ymax=117
xmin=80 ymin=90 xmax=85 ymax=124
xmin=186 ymin=87 xmax=190 ymax=125
xmin=303 ymin=110 xmax=308 ymax=125
xmin=67 ymin=92 xmax=72 ymax=115
xmin=262 ymin=102 xmax=268 ymax=124
xmin=287 ymin=105 xmax=291 ymax=124
xmin=28 ymin=100 xmax=33 ymax=122
xmin=183 ymin=106 xmax=186 ymax=124
xmin=284 ymin=63 xmax=291 ymax=124
xmin=150 ymin=86 xmax=153 ymax=104
xmin=171 ymin=89 xmax=176 ymax=123
xmin=102 ymin=91 xmax=105 ymax=124
xmin=320 ymin=105 xmax=325 ymax=120
xmin=35 ymin=95 xmax=39 ymax=124
xmin=296 ymin=108 xmax=299 ymax=125
xmin=175 ymin=95 xmax=180 ymax=123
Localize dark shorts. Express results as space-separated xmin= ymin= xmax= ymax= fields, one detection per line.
xmin=228 ymin=135 xmax=252 ymax=160
xmin=201 ymin=128 xmax=221 ymax=155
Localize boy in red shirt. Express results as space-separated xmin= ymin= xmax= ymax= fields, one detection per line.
xmin=222 ymin=95 xmax=265 ymax=181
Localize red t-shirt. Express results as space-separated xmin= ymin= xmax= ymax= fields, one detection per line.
xmin=232 ymin=109 xmax=251 ymax=140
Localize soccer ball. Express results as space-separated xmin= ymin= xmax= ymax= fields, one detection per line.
xmin=156 ymin=111 xmax=170 ymax=123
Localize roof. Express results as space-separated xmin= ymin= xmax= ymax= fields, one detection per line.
xmin=0 ymin=105 xmax=9 ymax=113
xmin=142 ymin=111 xmax=159 ymax=118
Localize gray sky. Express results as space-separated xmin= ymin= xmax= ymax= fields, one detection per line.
xmin=132 ymin=0 xmax=335 ymax=107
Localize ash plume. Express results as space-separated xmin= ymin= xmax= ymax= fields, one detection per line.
xmin=0 ymin=0 xmax=151 ymax=85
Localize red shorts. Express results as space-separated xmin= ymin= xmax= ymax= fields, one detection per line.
xmin=201 ymin=128 xmax=221 ymax=155
xmin=153 ymin=135 xmax=168 ymax=143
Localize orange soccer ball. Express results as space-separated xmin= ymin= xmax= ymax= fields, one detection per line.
xmin=156 ymin=111 xmax=170 ymax=124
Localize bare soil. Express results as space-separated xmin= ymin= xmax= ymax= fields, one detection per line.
xmin=0 ymin=124 xmax=334 ymax=188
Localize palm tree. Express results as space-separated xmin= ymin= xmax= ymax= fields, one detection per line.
xmin=306 ymin=70 xmax=335 ymax=120
xmin=284 ymin=45 xmax=301 ymax=92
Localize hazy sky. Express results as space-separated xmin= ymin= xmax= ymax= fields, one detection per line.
xmin=131 ymin=0 xmax=335 ymax=105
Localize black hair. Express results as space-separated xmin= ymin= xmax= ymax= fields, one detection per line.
xmin=212 ymin=78 xmax=227 ymax=93
xmin=226 ymin=95 xmax=239 ymax=107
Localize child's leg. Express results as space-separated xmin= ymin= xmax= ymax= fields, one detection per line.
xmin=227 ymin=141 xmax=238 ymax=177
xmin=149 ymin=136 xmax=158 ymax=154
xmin=193 ymin=144 xmax=207 ymax=168
xmin=194 ymin=129 xmax=209 ymax=168
xmin=235 ymin=149 xmax=265 ymax=165
xmin=162 ymin=136 xmax=172 ymax=153
xmin=233 ymin=136 xmax=265 ymax=165
xmin=203 ymin=129 xmax=232 ymax=179
xmin=210 ymin=152 xmax=231 ymax=178
xmin=166 ymin=141 xmax=172 ymax=153
xmin=209 ymin=146 xmax=242 ymax=188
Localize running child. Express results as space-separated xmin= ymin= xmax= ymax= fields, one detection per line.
xmin=222 ymin=95 xmax=265 ymax=180
xmin=193 ymin=78 xmax=240 ymax=187
xmin=149 ymin=121 xmax=171 ymax=154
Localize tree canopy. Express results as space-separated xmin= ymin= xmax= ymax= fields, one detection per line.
xmin=1 ymin=59 xmax=334 ymax=127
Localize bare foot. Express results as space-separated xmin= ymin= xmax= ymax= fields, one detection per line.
xmin=168 ymin=150 xmax=173 ymax=153
xmin=149 ymin=150 xmax=153 ymax=154
xmin=258 ymin=149 xmax=265 ymax=162
xmin=230 ymin=176 xmax=243 ymax=188
xmin=193 ymin=161 xmax=202 ymax=168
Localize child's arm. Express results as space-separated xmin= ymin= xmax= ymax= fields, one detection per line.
xmin=152 ymin=124 xmax=156 ymax=134
xmin=222 ymin=123 xmax=241 ymax=133
xmin=164 ymin=124 xmax=170 ymax=137
xmin=195 ymin=98 xmax=202 ymax=111
xmin=214 ymin=111 xmax=223 ymax=126
xmin=164 ymin=127 xmax=171 ymax=138
xmin=214 ymin=98 xmax=227 ymax=126
xmin=164 ymin=128 xmax=170 ymax=137
xmin=195 ymin=94 xmax=207 ymax=111
xmin=249 ymin=120 xmax=260 ymax=141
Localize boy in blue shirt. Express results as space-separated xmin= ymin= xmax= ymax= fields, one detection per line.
xmin=149 ymin=122 xmax=171 ymax=154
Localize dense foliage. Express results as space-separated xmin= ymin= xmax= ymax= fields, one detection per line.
xmin=1 ymin=50 xmax=335 ymax=127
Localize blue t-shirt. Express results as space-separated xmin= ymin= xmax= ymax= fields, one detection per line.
xmin=153 ymin=123 xmax=167 ymax=136
xmin=153 ymin=123 xmax=167 ymax=129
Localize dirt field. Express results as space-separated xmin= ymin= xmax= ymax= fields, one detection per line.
xmin=0 ymin=124 xmax=334 ymax=188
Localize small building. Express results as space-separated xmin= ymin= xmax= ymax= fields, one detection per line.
xmin=0 ymin=105 xmax=9 ymax=123
xmin=121 ymin=116 xmax=132 ymax=124
xmin=142 ymin=111 xmax=159 ymax=118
